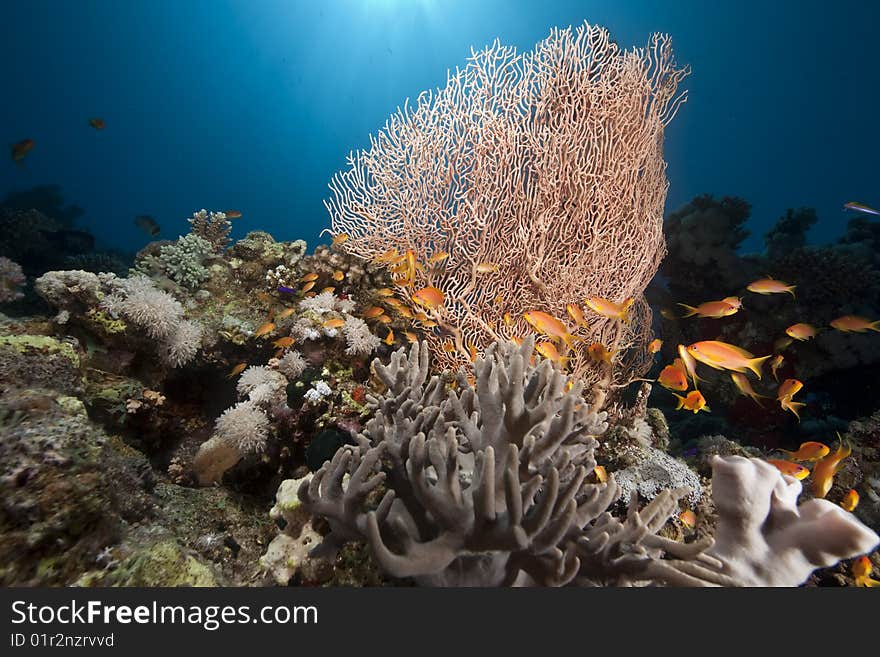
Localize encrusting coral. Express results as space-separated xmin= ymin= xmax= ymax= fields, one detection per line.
xmin=290 ymin=338 xmax=878 ymax=586
xmin=324 ymin=21 xmax=690 ymax=410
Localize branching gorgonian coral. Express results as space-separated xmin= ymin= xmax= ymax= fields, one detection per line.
xmin=293 ymin=338 xmax=878 ymax=586
xmin=324 ymin=21 xmax=689 ymax=409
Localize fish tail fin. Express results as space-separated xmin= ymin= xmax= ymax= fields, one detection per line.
xmin=747 ymin=355 xmax=772 ymax=379
xmin=673 ymin=394 xmax=685 ymax=410
xmin=702 ymin=404 xmax=711 ymax=413
xmin=787 ymin=286 xmax=797 ymax=299
xmin=676 ymin=303 xmax=698 ymax=318
xmin=870 ymin=321 xmax=880 ymax=332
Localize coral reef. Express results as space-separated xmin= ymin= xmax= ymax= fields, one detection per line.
xmin=0 ymin=257 xmax=26 ymax=304
xmin=290 ymin=338 xmax=877 ymax=586
xmin=187 ymin=209 xmax=232 ymax=252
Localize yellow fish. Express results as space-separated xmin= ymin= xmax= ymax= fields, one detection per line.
xmin=363 ymin=306 xmax=386 ymax=318
xmin=475 ymin=262 xmax=499 ymax=274
xmin=769 ymin=354 xmax=784 ymax=381
xmin=272 ymin=336 xmax=295 ymax=348
xmin=523 ymin=311 xmax=578 ymax=348
xmin=779 ymin=441 xmax=829 ymax=462
xmin=331 ymin=233 xmax=349 ymax=247
xmin=686 ymin=341 xmax=771 ymax=379
xmin=584 ymin=296 xmax=634 ymax=321
xmin=566 ymin=304 xmax=588 ymax=327
xmin=593 ymin=465 xmax=607 ymax=483
xmin=412 ymin=286 xmax=445 ymax=309
xmin=428 ymin=252 xmax=449 ymax=264
xmin=332 ymin=270 xmax=345 ymax=282
xmin=672 ymin=390 xmax=710 ymax=414
xmin=384 ymin=328 xmax=395 ymax=345
xmin=403 ymin=331 xmax=419 ymax=343
xmin=323 ymin=318 xmax=346 ymax=329
xmin=658 ymin=361 xmax=688 ymax=391
xmin=587 ymin=342 xmax=615 ymax=364
xmin=276 ymin=307 xmax=295 ymax=321
xmin=678 ymin=509 xmax=696 ymax=530
xmin=535 ymin=341 xmax=568 ymax=368
xmin=677 ymin=344 xmax=704 ymax=388
xmin=226 ymin=362 xmax=247 ymax=378
xmin=730 ymin=371 xmax=767 ymax=405
xmin=785 ymin=323 xmax=818 ymax=341
xmin=301 ymin=281 xmax=316 ymax=293
xmin=253 ymin=322 xmax=276 ymax=338
xmin=765 ymin=459 xmax=810 ymax=480
xmin=300 ymin=272 xmax=319 ymax=282
xmin=811 ymin=437 xmax=851 ymax=498
xmin=841 ymin=489 xmax=859 ymax=512
xmin=376 ymin=288 xmax=396 ymax=297
xmin=648 ymin=338 xmax=663 ymax=353
xmin=830 ymin=315 xmax=880 ymax=333
xmin=747 ymin=276 xmax=796 ymax=297
xmin=852 ymin=556 xmax=880 ymax=587
xmin=677 ymin=300 xmax=739 ymax=319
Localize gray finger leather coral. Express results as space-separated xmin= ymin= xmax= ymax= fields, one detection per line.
xmin=295 ymin=338 xmax=879 ymax=586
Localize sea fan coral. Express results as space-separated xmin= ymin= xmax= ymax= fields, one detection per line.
xmin=324 ymin=21 xmax=689 ymax=410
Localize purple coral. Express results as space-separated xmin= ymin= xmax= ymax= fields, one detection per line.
xmin=0 ymin=257 xmax=25 ymax=303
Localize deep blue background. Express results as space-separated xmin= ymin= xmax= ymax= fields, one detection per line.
xmin=1 ymin=0 xmax=876 ymax=255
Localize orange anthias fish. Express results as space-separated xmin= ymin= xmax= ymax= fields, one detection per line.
xmin=412 ymin=286 xmax=445 ymax=309
xmin=332 ymin=270 xmax=345 ymax=282
xmin=721 ymin=296 xmax=743 ymax=309
xmin=852 ymin=556 xmax=880 ymax=587
xmin=593 ymin=465 xmax=607 ymax=483
xmin=769 ymin=354 xmax=785 ymax=381
xmin=746 ymin=277 xmax=796 ymax=297
xmin=566 ymin=304 xmax=588 ymax=328
xmin=323 ymin=318 xmax=346 ymax=329
xmin=677 ymin=300 xmax=739 ymax=319
xmin=523 ymin=311 xmax=578 ymax=348
xmin=587 ymin=342 xmax=615 ymax=364
xmin=811 ymin=437 xmax=852 ymax=498
xmin=331 ymin=233 xmax=349 ymax=247
xmin=376 ymin=288 xmax=396 ymax=297
xmin=677 ymin=344 xmax=703 ymax=388
xmin=403 ymin=331 xmax=419 ymax=343
xmin=584 ymin=297 xmax=634 ymax=321
xmin=648 ymin=338 xmax=663 ymax=354
xmin=658 ymin=360 xmax=688 ymax=391
xmin=765 ymin=459 xmax=810 ymax=480
xmin=224 ymin=209 xmax=242 ymax=218
xmin=427 ymin=251 xmax=449 ymax=265
xmin=276 ymin=307 xmax=295 ymax=321
xmin=384 ymin=328 xmax=395 ymax=346
xmin=88 ymin=118 xmax=105 ymax=130
xmin=11 ymin=138 xmax=34 ymax=163
xmin=777 ymin=378 xmax=803 ymax=400
xmin=779 ymin=441 xmax=830 ymax=462
xmin=686 ymin=341 xmax=771 ymax=378
xmin=363 ymin=306 xmax=386 ymax=318
xmin=253 ymin=322 xmax=277 ymax=338
xmin=475 ymin=262 xmax=499 ymax=274
xmin=730 ymin=371 xmax=767 ymax=405
xmin=678 ymin=509 xmax=696 ymax=530
xmin=841 ymin=489 xmax=859 ymax=512
xmin=786 ymin=323 xmax=818 ymax=341
xmin=536 ymin=341 xmax=569 ymax=368
xmin=830 ymin=315 xmax=880 ymax=333
xmin=672 ymin=390 xmax=710 ymax=414
xmin=226 ymin=362 xmax=248 ymax=378
xmin=272 ymin=336 xmax=295 ymax=349
xmin=301 ymin=281 xmax=316 ymax=293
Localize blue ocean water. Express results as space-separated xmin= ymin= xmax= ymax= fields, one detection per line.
xmin=0 ymin=0 xmax=877 ymax=255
